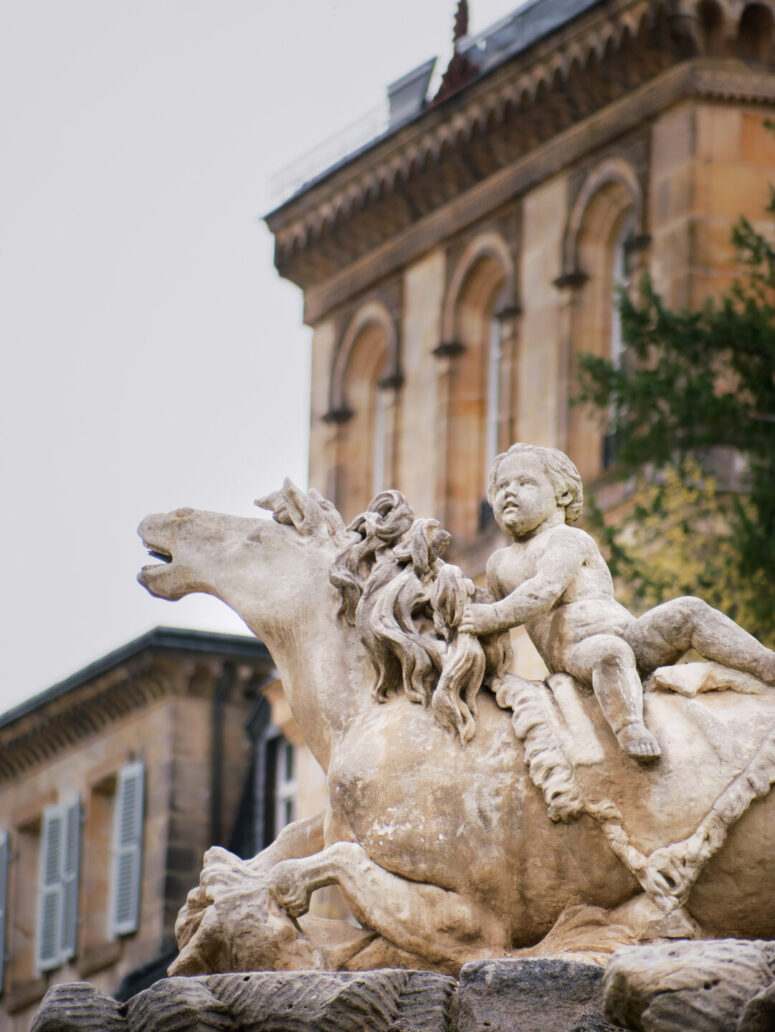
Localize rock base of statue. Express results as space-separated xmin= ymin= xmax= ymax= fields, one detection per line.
xmin=30 ymin=941 xmax=775 ymax=1032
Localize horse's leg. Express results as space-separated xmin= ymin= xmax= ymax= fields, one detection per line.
xmin=267 ymin=841 xmax=508 ymax=968
xmin=247 ymin=808 xmax=327 ymax=872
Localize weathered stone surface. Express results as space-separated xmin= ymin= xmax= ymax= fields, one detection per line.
xmin=207 ymin=969 xmax=457 ymax=1032
xmin=127 ymin=978 xmax=235 ymax=1031
xmin=457 ymin=958 xmax=607 ymax=1032
xmin=31 ymin=981 xmax=127 ymax=1032
xmin=30 ymin=970 xmax=457 ymax=1032
xmin=603 ymin=939 xmax=775 ymax=1032
xmin=739 ymin=979 xmax=775 ymax=1032
xmin=137 ymin=462 xmax=775 ymax=973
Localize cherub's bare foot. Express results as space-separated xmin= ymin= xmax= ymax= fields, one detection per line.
xmin=616 ymin=722 xmax=661 ymax=764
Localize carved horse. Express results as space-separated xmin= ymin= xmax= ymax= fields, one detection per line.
xmin=138 ymin=482 xmax=775 ymax=974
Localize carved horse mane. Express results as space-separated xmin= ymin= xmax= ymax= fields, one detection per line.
xmin=264 ymin=486 xmax=511 ymax=744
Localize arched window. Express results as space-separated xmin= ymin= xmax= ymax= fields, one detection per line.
xmin=445 ymin=254 xmax=508 ymax=539
xmin=738 ymin=3 xmax=774 ymax=62
xmin=327 ymin=302 xmax=400 ymax=522
xmin=338 ymin=323 xmax=390 ymax=519
xmin=603 ymin=210 xmax=636 ymax=468
xmin=562 ymin=162 xmax=644 ymax=482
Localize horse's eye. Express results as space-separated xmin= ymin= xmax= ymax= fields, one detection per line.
xmin=174 ymin=507 xmax=194 ymax=517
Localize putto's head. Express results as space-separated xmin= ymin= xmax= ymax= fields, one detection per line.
xmin=487 ymin=444 xmax=583 ymax=534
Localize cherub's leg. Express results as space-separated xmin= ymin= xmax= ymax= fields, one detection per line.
xmin=268 ymin=841 xmax=508 ymax=969
xmin=567 ymin=636 xmax=661 ymax=763
xmin=626 ymin=597 xmax=775 ymax=683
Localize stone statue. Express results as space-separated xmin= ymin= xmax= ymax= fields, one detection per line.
xmin=460 ymin=443 xmax=775 ymax=763
xmin=137 ymin=446 xmax=775 ymax=977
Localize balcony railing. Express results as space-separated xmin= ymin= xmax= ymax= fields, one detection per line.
xmin=268 ymin=98 xmax=390 ymax=209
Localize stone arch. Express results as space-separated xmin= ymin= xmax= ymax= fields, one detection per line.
xmin=330 ymin=300 xmax=399 ymax=413
xmin=563 ymin=162 xmax=646 ymax=482
xmin=442 ymin=231 xmax=515 ymax=342
xmin=696 ymin=0 xmax=726 ymax=54
xmin=327 ymin=300 xmax=401 ymax=521
xmin=440 ymin=232 xmax=516 ymax=540
xmin=562 ymin=158 xmax=645 ymax=279
xmin=737 ymin=2 xmax=774 ymax=61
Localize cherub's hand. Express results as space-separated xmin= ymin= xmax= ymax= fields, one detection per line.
xmin=459 ymin=603 xmax=501 ymax=636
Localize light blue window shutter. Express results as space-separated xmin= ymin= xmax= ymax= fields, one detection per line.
xmin=36 ymin=805 xmax=64 ymax=971
xmin=59 ymin=796 xmax=81 ymax=961
xmin=0 ymin=830 xmax=9 ymax=992
xmin=110 ymin=762 xmax=144 ymax=937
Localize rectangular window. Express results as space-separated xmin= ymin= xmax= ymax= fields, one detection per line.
xmin=35 ymin=796 xmax=81 ymax=972
xmin=0 ymin=830 xmax=9 ymax=993
xmin=263 ymin=735 xmax=297 ymax=842
xmin=108 ymin=761 xmax=145 ymax=939
xmin=275 ymin=740 xmax=297 ymax=831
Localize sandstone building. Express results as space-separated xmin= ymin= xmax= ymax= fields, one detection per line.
xmin=266 ymin=0 xmax=775 ymax=662
xmin=0 ymin=628 xmax=324 ymax=1031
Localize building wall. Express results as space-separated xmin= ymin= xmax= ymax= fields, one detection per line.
xmin=0 ymin=633 xmax=272 ymax=1031
xmin=266 ymin=1 xmax=775 ymax=739
xmin=295 ymin=96 xmax=775 ymax=550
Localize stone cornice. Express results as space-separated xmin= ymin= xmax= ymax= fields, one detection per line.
xmin=297 ymin=58 xmax=775 ymax=324
xmin=266 ymin=0 xmax=775 ymax=316
xmin=0 ymin=629 xmax=273 ymax=783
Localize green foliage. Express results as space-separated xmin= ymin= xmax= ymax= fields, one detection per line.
xmin=576 ymin=178 xmax=775 ymax=644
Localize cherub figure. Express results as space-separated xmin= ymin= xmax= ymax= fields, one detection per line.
xmin=460 ymin=443 xmax=775 ymax=763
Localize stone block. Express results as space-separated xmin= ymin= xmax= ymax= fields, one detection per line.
xmin=31 ymin=971 xmax=458 ymax=1032
xmin=31 ymin=982 xmax=126 ymax=1032
xmin=457 ymin=958 xmax=607 ymax=1032
xmin=651 ymin=103 xmax=694 ymax=177
xmin=695 ymin=106 xmax=741 ymax=164
xmin=741 ymin=112 xmax=775 ymax=167
xmin=740 ymin=980 xmax=775 ymax=1032
xmin=603 ymin=939 xmax=775 ymax=1032
xmin=207 ymin=969 xmax=457 ymax=1032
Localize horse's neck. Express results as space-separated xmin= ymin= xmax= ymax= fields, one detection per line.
xmin=260 ymin=591 xmax=372 ymax=774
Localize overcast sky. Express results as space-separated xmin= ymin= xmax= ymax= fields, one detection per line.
xmin=0 ymin=0 xmax=521 ymax=711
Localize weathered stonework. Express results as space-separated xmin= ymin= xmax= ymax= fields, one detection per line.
xmin=130 ymin=462 xmax=775 ymax=977
xmin=30 ymin=948 xmax=775 ymax=1032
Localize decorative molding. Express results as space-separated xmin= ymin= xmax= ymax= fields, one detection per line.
xmin=299 ymin=58 xmax=775 ymax=324
xmin=267 ymin=0 xmax=674 ymax=282
xmin=0 ymin=642 xmax=272 ymax=784
xmin=322 ymin=406 xmax=355 ymax=425
xmin=432 ymin=341 xmax=467 ymax=359
xmin=625 ymin=232 xmax=652 ymax=252
xmin=554 ymin=271 xmax=590 ymax=289
xmin=377 ymin=372 xmax=405 ymax=391
xmin=329 ymin=294 xmax=401 ymax=414
xmin=495 ymin=304 xmax=522 ymax=320
xmin=442 ymin=226 xmax=517 ymax=342
xmin=266 ymin=0 xmax=775 ymax=311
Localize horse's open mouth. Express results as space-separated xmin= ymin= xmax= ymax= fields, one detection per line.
xmin=146 ymin=548 xmax=172 ymax=565
xmin=140 ymin=540 xmax=173 ymax=571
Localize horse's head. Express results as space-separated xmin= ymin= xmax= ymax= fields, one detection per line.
xmin=137 ymin=480 xmax=349 ymax=639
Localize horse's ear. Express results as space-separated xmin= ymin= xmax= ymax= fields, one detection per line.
xmin=255 ymin=478 xmax=325 ymax=537
xmin=256 ymin=482 xmax=346 ymax=540
xmin=255 ymin=489 xmax=288 ymax=519
xmin=282 ymin=478 xmax=328 ymax=537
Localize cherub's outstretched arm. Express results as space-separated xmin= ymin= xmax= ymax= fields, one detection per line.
xmin=460 ymin=533 xmax=584 ymax=636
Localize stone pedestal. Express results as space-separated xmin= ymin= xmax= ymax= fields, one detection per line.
xmin=30 ymin=947 xmax=775 ymax=1032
